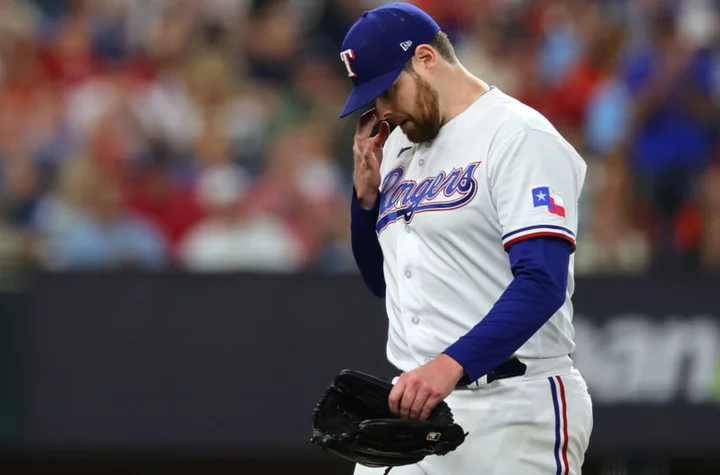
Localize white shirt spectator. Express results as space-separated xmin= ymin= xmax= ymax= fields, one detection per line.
xmin=178 ymin=164 xmax=306 ymax=272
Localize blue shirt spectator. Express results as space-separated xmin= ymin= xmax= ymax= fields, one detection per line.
xmin=33 ymin=189 xmax=168 ymax=271
xmin=623 ymin=42 xmax=715 ymax=174
xmin=48 ymin=213 xmax=167 ymax=270
xmin=585 ymin=76 xmax=632 ymax=156
xmin=538 ymin=15 xmax=583 ymax=87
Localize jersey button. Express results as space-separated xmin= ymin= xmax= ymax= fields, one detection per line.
xmin=405 ymin=224 xmax=411 ymax=233
xmin=405 ymin=270 xmax=412 ymax=278
xmin=411 ymin=316 xmax=420 ymax=325
xmin=418 ymin=159 xmax=425 ymax=166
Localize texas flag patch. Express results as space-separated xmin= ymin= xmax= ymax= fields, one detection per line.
xmin=531 ymin=186 xmax=566 ymax=218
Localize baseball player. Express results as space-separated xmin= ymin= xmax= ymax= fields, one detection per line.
xmin=340 ymin=3 xmax=593 ymax=475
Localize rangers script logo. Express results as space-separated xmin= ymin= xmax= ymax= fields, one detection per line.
xmin=376 ymin=162 xmax=481 ymax=233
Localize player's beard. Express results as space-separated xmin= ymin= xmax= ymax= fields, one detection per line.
xmin=403 ymin=73 xmax=442 ymax=144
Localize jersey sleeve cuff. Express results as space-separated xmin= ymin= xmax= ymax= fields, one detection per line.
xmin=502 ymin=225 xmax=576 ymax=251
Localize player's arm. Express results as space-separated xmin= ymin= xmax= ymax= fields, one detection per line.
xmin=442 ymin=128 xmax=586 ymax=383
xmin=350 ymin=187 xmax=385 ymax=298
xmin=349 ymin=110 xmax=391 ymax=299
xmin=443 ymin=236 xmax=571 ymax=383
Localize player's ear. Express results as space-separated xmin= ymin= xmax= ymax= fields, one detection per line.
xmin=412 ymin=44 xmax=437 ymax=73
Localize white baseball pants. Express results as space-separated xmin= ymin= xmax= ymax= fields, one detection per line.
xmin=353 ymin=367 xmax=593 ymax=475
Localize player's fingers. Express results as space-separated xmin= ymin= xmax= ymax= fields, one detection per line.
xmin=399 ymin=385 xmax=417 ymax=420
xmin=355 ymin=108 xmax=379 ymax=139
xmin=355 ymin=138 xmax=379 ymax=169
xmin=371 ymin=121 xmax=390 ymax=166
xmin=408 ymin=386 xmax=431 ymax=420
xmin=388 ymin=379 xmax=406 ymax=416
xmin=361 ymin=140 xmax=378 ymax=170
xmin=418 ymin=395 xmax=441 ymax=421
xmin=353 ymin=142 xmax=370 ymax=170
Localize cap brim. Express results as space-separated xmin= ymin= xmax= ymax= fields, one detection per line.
xmin=339 ymin=65 xmax=405 ymax=118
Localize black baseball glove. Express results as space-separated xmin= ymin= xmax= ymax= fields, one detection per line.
xmin=310 ymin=369 xmax=467 ymax=473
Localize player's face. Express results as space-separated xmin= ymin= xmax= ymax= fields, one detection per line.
xmin=374 ymin=70 xmax=441 ymax=144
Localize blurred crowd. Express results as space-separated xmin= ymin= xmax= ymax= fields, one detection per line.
xmin=0 ymin=0 xmax=719 ymax=281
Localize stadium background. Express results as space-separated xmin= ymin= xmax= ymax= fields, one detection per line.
xmin=0 ymin=0 xmax=719 ymax=474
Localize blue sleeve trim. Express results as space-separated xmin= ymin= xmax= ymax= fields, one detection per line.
xmin=351 ymin=188 xmax=386 ymax=298
xmin=443 ymin=236 xmax=571 ymax=383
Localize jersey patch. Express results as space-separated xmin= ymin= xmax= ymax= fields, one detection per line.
xmin=376 ymin=162 xmax=482 ymax=233
xmin=531 ymin=186 xmax=565 ymax=218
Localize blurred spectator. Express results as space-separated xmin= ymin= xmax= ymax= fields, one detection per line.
xmin=315 ymin=197 xmax=356 ymax=273
xmin=623 ymin=7 xmax=716 ymax=268
xmin=268 ymin=49 xmax=354 ymax=174
xmin=582 ymin=26 xmax=632 ymax=157
xmin=178 ymin=163 xmax=305 ymax=272
xmin=676 ymin=0 xmax=719 ymax=51
xmin=537 ymin=0 xmax=585 ymax=88
xmin=125 ymin=142 xmax=204 ymax=260
xmin=307 ymin=0 xmax=371 ymax=56
xmin=245 ymin=123 xmax=347 ymax=263
xmin=453 ymin=8 xmax=524 ymax=97
xmin=549 ymin=24 xmax=628 ymax=140
xmin=243 ymin=0 xmax=301 ymax=87
xmin=575 ymin=154 xmax=652 ymax=275
xmin=0 ymin=147 xmax=40 ymax=228
xmin=37 ymin=0 xmax=102 ymax=89
xmin=0 ymin=0 xmax=716 ymax=279
xmin=130 ymin=8 xmax=201 ymax=153
xmin=32 ymin=154 xmax=167 ymax=270
xmin=410 ymin=0 xmax=481 ymax=40
xmin=183 ymin=48 xmax=278 ymax=174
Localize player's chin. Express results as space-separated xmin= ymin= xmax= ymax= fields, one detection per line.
xmin=400 ymin=121 xmax=420 ymax=141
xmin=405 ymin=126 xmax=434 ymax=144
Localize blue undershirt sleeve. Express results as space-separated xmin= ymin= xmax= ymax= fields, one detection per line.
xmin=350 ymin=188 xmax=386 ymax=298
xmin=443 ymin=236 xmax=572 ymax=383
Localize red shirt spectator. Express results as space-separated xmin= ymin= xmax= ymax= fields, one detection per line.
xmin=125 ymin=158 xmax=205 ymax=257
xmin=39 ymin=17 xmax=102 ymax=89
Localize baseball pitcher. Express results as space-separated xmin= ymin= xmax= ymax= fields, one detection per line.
xmin=338 ymin=2 xmax=593 ymax=474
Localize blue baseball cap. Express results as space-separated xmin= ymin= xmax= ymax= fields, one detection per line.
xmin=338 ymin=2 xmax=441 ymax=118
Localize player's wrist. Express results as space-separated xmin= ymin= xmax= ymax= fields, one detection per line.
xmin=354 ymin=188 xmax=379 ymax=210
xmin=437 ymin=354 xmax=466 ymax=383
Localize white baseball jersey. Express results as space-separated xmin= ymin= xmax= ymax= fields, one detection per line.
xmin=376 ymin=86 xmax=587 ymax=375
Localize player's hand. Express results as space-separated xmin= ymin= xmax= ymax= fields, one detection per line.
xmin=353 ymin=108 xmax=390 ymax=210
xmin=389 ymin=354 xmax=465 ymax=421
